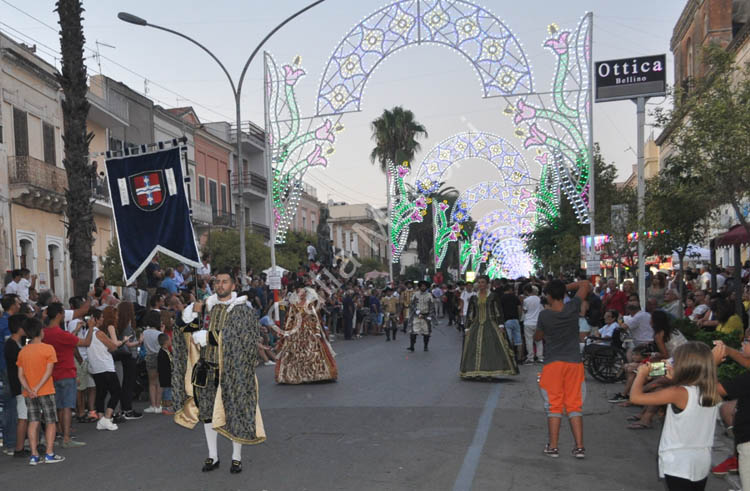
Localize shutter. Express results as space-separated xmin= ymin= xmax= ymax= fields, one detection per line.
xmin=13 ymin=107 xmax=28 ymax=157
xmin=43 ymin=123 xmax=56 ymax=165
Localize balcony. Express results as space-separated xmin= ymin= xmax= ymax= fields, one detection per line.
xmin=8 ymin=156 xmax=67 ymax=213
xmin=91 ymin=175 xmax=112 ymax=215
xmin=212 ymin=209 xmax=236 ymax=228
xmin=231 ymin=171 xmax=268 ymax=198
xmin=191 ymin=200 xmax=213 ymax=225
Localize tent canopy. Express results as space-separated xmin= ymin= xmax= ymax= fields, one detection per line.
xmin=672 ymin=245 xmax=710 ymax=263
xmin=717 ymin=224 xmax=750 ymax=248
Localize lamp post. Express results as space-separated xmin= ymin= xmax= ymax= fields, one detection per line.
xmin=118 ymin=1 xmax=326 ymax=296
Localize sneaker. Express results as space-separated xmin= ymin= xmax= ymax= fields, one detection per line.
xmin=123 ymin=410 xmax=143 ymax=420
xmin=543 ymin=444 xmax=559 ymax=458
xmin=264 ymin=361 xmax=275 ymax=366
xmin=523 ymin=359 xmax=536 ymax=365
xmin=13 ymin=449 xmax=31 ymax=458
xmin=44 ymin=453 xmax=65 ymax=464
xmin=572 ymin=447 xmax=585 ymax=459
xmin=62 ymin=440 xmax=86 ymax=448
xmin=143 ymin=406 xmax=160 ymax=414
xmin=2 ymin=448 xmax=15 ymax=456
xmin=712 ymin=455 xmax=739 ymax=475
xmin=607 ymin=393 xmax=628 ymax=403
xmin=96 ymin=417 xmax=119 ymax=431
xmin=29 ymin=455 xmax=41 ymax=466
xmin=162 ymin=408 xmax=175 ymax=415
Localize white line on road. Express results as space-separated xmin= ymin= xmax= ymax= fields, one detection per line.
xmin=452 ymin=383 xmax=502 ymax=491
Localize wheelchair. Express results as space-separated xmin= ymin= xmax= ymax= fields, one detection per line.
xmin=582 ymin=329 xmax=630 ymax=383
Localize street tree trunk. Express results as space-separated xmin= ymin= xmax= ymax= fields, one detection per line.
xmin=56 ymin=0 xmax=95 ymax=296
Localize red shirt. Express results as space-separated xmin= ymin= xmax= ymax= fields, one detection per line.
xmin=603 ymin=290 xmax=627 ymax=315
xmin=43 ymin=325 xmax=79 ymax=381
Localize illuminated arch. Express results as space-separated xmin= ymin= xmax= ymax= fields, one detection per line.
xmin=452 ymin=181 xmax=534 ymax=223
xmin=413 ymin=132 xmax=532 ymax=195
xmin=316 ymin=0 xmax=533 ymax=114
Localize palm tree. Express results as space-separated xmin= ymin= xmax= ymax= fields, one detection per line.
xmin=370 ymin=106 xmax=428 ymax=279
xmin=56 ymin=0 xmax=95 ymax=296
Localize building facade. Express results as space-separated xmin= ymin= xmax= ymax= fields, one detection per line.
xmin=291 ymin=182 xmax=322 ymax=236
xmin=328 ymin=203 xmax=387 ymax=262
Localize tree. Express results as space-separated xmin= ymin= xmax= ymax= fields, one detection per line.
xmin=56 ymin=0 xmax=95 ymax=296
xmin=100 ymin=239 xmax=124 ymax=287
xmin=370 ymin=106 xmax=428 ymax=278
xmin=654 ymin=46 xmax=750 ymax=238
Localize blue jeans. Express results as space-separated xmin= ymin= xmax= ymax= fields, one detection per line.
xmin=504 ymin=319 xmax=522 ymax=346
xmin=1 ymin=369 xmax=17 ymax=450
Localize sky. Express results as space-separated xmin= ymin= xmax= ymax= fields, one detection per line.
xmin=0 ymin=0 xmax=686 ymax=213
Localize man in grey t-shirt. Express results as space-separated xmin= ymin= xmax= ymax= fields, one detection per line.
xmin=534 ymin=279 xmax=591 ymax=459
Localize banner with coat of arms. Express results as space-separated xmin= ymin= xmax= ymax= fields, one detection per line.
xmin=105 ymin=146 xmax=200 ymax=284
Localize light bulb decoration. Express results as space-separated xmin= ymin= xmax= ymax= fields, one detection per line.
xmin=315 ymin=0 xmax=533 ymax=116
xmin=388 ymin=159 xmax=427 ymax=263
xmin=432 ymin=200 xmax=459 ymax=268
xmin=265 ymin=53 xmax=343 ymax=244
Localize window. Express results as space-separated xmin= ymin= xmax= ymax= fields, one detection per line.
xmin=209 ymin=180 xmax=218 ymax=213
xmin=43 ymin=123 xmax=55 ymax=165
xmin=220 ymin=184 xmax=227 ymax=213
xmin=13 ymin=107 xmax=28 ymax=157
xmin=108 ymin=136 xmax=123 ymax=152
xmin=302 ymin=210 xmax=307 ymax=231
xmin=198 ymin=176 xmax=206 ymax=202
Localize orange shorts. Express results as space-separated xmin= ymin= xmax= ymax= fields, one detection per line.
xmin=539 ymin=361 xmax=585 ymax=418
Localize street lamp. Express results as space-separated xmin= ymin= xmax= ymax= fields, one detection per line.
xmin=118 ymin=1 xmax=326 ymax=308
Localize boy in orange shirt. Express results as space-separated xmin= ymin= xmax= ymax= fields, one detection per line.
xmin=16 ymin=317 xmax=64 ymax=465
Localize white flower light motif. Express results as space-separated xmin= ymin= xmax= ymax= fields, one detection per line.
xmin=479 ymin=37 xmax=507 ymax=61
xmin=339 ymin=54 xmax=364 ymax=78
xmin=456 ymin=16 xmax=480 ymax=42
xmin=439 ymin=149 xmax=451 ymax=161
xmin=328 ymin=84 xmax=351 ymax=110
xmin=473 ymin=138 xmax=486 ymax=151
xmin=496 ymin=66 xmax=521 ymax=92
xmin=425 ymin=5 xmax=449 ymax=31
xmin=503 ymin=155 xmax=515 ymax=167
xmin=489 ymin=144 xmax=502 ymax=156
xmin=390 ymin=10 xmax=415 ymax=37
xmin=454 ymin=140 xmax=467 ymax=153
xmin=428 ymin=162 xmax=439 ymax=173
xmin=361 ymin=28 xmax=384 ymax=52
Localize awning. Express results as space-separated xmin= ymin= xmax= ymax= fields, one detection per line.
xmin=716 ymin=224 xmax=750 ymax=247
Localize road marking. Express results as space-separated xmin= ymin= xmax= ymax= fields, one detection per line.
xmin=452 ymin=384 xmax=502 ymax=491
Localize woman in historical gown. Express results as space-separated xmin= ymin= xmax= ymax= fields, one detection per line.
xmin=275 ymin=288 xmax=338 ymax=384
xmin=459 ymin=275 xmax=519 ymax=379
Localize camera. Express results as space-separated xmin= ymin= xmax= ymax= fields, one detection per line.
xmin=648 ymin=362 xmax=666 ymax=377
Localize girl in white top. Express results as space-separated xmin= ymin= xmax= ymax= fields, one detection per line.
xmin=630 ymin=341 xmax=722 ymax=490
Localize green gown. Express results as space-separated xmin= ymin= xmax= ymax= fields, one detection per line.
xmin=459 ymin=292 xmax=519 ymax=379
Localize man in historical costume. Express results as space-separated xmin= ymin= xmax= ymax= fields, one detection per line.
xmin=400 ymin=283 xmax=415 ymax=333
xmin=382 ymin=288 xmax=400 ymax=342
xmin=172 ymin=269 xmax=266 ymax=475
xmin=408 ymin=280 xmax=435 ymax=352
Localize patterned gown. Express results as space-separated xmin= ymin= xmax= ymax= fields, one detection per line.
xmin=275 ymin=302 xmax=338 ymax=384
xmin=459 ymin=292 xmax=519 ymax=379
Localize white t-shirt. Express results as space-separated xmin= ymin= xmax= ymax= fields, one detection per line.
xmin=66 ymin=318 xmax=88 ymax=360
xmin=599 ymin=322 xmax=619 ymax=338
xmin=625 ymin=311 xmax=654 ymax=346
xmin=307 ymin=245 xmax=317 ymax=261
xmin=11 ymin=278 xmax=31 ymax=302
xmin=460 ymin=290 xmax=476 ymax=316
xmin=143 ymin=328 xmax=161 ymax=355
xmin=87 ymin=328 xmax=115 ymax=374
xmin=197 ymin=262 xmax=211 ymax=277
xmin=699 ymin=272 xmax=711 ymax=291
xmin=5 ymin=280 xmax=19 ymax=296
xmin=523 ymin=295 xmax=542 ymax=326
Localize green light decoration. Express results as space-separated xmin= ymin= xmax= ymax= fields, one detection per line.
xmin=432 ymin=199 xmax=461 ymax=268
xmin=388 ymin=160 xmax=428 ymax=263
xmin=265 ymin=53 xmax=344 ymax=244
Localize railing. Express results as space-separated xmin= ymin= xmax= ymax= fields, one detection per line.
xmin=212 ymin=209 xmax=236 ymax=228
xmin=8 ymin=155 xmax=68 ymax=194
xmin=92 ymin=176 xmax=110 ymax=203
xmin=251 ymin=222 xmax=270 ymax=239
xmin=231 ymin=171 xmax=267 ymax=194
xmin=191 ymin=200 xmax=213 ymax=224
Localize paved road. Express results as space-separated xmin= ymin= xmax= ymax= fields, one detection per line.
xmin=0 ymin=318 xmax=730 ymax=491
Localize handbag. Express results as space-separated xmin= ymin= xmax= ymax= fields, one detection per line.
xmin=191 ymin=359 xmax=209 ymax=388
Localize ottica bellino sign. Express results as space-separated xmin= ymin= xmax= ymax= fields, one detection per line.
xmin=595 ymin=54 xmax=667 ymax=102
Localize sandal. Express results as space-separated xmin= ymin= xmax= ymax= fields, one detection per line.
xmin=626 ymin=422 xmax=652 ymax=430
xmin=626 ymin=415 xmax=641 ymax=422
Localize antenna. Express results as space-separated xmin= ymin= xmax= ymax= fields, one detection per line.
xmin=94 ymin=40 xmax=116 ymax=75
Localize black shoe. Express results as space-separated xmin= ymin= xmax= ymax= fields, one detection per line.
xmin=112 ymin=413 xmax=126 ymax=424
xmin=123 ymin=410 xmax=143 ymax=420
xmin=13 ymin=449 xmax=31 ymax=458
xmin=202 ymin=458 xmax=220 ymax=472
xmin=424 ymin=347 xmax=429 ymax=352
xmin=407 ymin=346 xmax=415 ymax=352
xmin=230 ymin=460 xmax=242 ymax=474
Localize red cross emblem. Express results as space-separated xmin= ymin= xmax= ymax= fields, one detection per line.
xmin=129 ymin=171 xmax=165 ymax=211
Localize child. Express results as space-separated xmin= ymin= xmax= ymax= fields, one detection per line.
xmin=4 ymin=314 xmax=28 ymax=457
xmin=16 ymin=317 xmax=64 ymax=465
xmin=157 ymin=333 xmax=173 ymax=415
xmin=142 ymin=311 xmax=164 ymax=414
xmin=630 ymin=341 xmax=721 ymax=490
